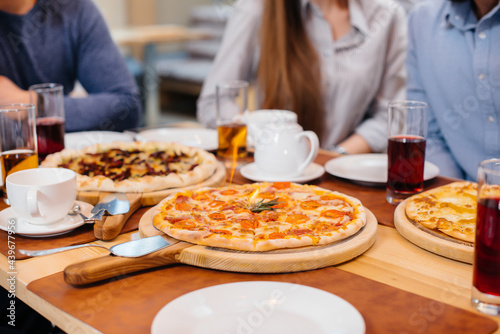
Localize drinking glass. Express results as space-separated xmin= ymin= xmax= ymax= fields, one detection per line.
xmin=0 ymin=104 xmax=39 ymax=202
xmin=29 ymin=83 xmax=65 ymax=162
xmin=386 ymin=100 xmax=428 ymax=204
xmin=472 ymin=158 xmax=500 ymax=315
xmin=216 ymin=80 xmax=248 ymax=168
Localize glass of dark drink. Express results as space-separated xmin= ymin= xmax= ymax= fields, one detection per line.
xmin=386 ymin=100 xmax=428 ymax=204
xmin=0 ymin=104 xmax=39 ymax=202
xmin=472 ymin=159 xmax=500 ymax=316
xmin=216 ymin=80 xmax=249 ymax=169
xmin=29 ymin=83 xmax=65 ymax=163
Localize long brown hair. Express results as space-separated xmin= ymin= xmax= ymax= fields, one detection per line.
xmin=258 ymin=0 xmax=324 ymax=139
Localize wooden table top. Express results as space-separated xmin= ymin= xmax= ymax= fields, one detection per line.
xmin=0 ymin=150 xmax=497 ymax=333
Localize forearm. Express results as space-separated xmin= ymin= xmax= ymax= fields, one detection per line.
xmin=197 ymin=0 xmax=261 ymax=127
xmin=337 ymin=134 xmax=372 ymax=154
xmin=351 ymin=4 xmax=407 ymax=154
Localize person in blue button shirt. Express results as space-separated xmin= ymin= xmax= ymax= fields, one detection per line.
xmin=0 ymin=0 xmax=142 ymax=132
xmin=406 ymin=0 xmax=500 ymax=181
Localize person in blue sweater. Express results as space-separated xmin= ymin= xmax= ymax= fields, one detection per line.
xmin=0 ymin=0 xmax=142 ymax=132
xmin=0 ymin=1 xmax=141 ymax=331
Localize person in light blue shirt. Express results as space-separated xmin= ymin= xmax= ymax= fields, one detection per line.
xmin=406 ymin=0 xmax=500 ymax=181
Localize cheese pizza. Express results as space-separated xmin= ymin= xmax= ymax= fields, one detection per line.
xmin=41 ymin=141 xmax=219 ymax=193
xmin=153 ymin=182 xmax=366 ymax=252
xmin=405 ymin=181 xmax=477 ymax=242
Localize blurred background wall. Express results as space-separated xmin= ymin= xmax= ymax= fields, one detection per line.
xmin=93 ymin=0 xmax=213 ymax=28
xmin=90 ymin=0 xmax=230 ymax=126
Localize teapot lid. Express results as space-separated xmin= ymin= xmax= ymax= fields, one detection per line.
xmin=263 ymin=122 xmax=302 ymax=132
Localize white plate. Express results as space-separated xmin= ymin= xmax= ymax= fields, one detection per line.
xmin=151 ymin=281 xmax=365 ymax=334
xmin=0 ymin=201 xmax=93 ymax=237
xmin=135 ymin=128 xmax=218 ymax=151
xmin=64 ymin=131 xmax=134 ymax=150
xmin=240 ymin=163 xmax=325 ymax=183
xmin=324 ymin=154 xmax=440 ymax=185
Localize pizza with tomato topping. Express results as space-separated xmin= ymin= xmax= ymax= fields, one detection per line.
xmin=41 ymin=141 xmax=219 ymax=193
xmin=152 ymin=182 xmax=366 ymax=251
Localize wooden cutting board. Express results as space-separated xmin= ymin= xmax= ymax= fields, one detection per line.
xmin=394 ymin=199 xmax=473 ymax=264
xmin=64 ymin=205 xmax=377 ymax=285
xmin=74 ymin=161 xmax=226 ymax=240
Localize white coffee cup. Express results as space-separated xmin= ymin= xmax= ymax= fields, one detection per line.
xmin=254 ymin=122 xmax=319 ymax=178
xmin=244 ymin=109 xmax=298 ymax=148
xmin=6 ymin=168 xmax=77 ymax=225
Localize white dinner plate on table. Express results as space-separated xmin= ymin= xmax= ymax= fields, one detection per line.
xmin=324 ymin=153 xmax=440 ymax=186
xmin=64 ymin=131 xmax=134 ymax=150
xmin=151 ymin=281 xmax=365 ymax=334
xmin=135 ymin=128 xmax=218 ymax=151
xmin=0 ymin=201 xmax=93 ymax=237
xmin=240 ymin=163 xmax=325 ymax=183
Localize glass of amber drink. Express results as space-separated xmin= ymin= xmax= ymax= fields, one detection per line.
xmin=0 ymin=104 xmax=39 ymax=202
xmin=472 ymin=158 xmax=500 ymax=315
xmin=216 ymin=80 xmax=248 ymax=168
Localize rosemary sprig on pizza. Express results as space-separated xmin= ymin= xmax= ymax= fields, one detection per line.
xmin=245 ymin=188 xmax=283 ymax=213
xmin=153 ymin=182 xmax=367 ymax=252
xmin=248 ymin=198 xmax=282 ymax=213
xmin=41 ymin=141 xmax=219 ymax=193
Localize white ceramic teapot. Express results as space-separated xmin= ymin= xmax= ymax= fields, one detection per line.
xmin=254 ymin=122 xmax=319 ymax=178
xmin=245 ymin=109 xmax=297 ymax=148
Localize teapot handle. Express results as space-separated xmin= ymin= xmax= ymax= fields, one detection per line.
xmin=295 ymin=131 xmax=319 ymax=173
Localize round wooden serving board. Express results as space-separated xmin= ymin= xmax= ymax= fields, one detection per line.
xmin=63 ymin=204 xmax=377 ymax=285
xmin=394 ymin=199 xmax=473 ymax=264
xmin=138 ymin=205 xmax=378 ymax=273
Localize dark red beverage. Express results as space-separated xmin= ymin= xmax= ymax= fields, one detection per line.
xmin=473 ymin=197 xmax=500 ymax=296
xmin=387 ymin=135 xmax=426 ymax=194
xmin=36 ymin=117 xmax=65 ymax=161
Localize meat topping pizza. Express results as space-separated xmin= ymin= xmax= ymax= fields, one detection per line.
xmin=41 ymin=141 xmax=219 ymax=193
xmin=60 ymin=148 xmax=198 ymax=181
xmin=153 ymin=182 xmax=366 ymax=252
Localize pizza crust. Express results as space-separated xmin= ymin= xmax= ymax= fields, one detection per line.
xmin=405 ymin=181 xmax=477 ymax=243
xmin=152 ymin=183 xmax=366 ymax=252
xmin=248 ymin=221 xmax=364 ymax=252
xmin=41 ymin=141 xmax=219 ymax=193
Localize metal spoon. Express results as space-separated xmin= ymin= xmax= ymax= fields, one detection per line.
xmin=68 ymin=203 xmax=81 ymax=215
xmin=68 ymin=203 xmax=105 ymax=222
xmin=18 ymin=235 xmax=170 ymax=257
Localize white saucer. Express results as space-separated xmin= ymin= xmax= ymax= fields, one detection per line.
xmin=0 ymin=201 xmax=94 ymax=237
xmin=152 ymin=281 xmax=365 ymax=334
xmin=240 ymin=163 xmax=325 ymax=183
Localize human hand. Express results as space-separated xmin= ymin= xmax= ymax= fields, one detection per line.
xmin=0 ymin=76 xmax=31 ymax=105
xmin=336 ymin=134 xmax=372 ymax=155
